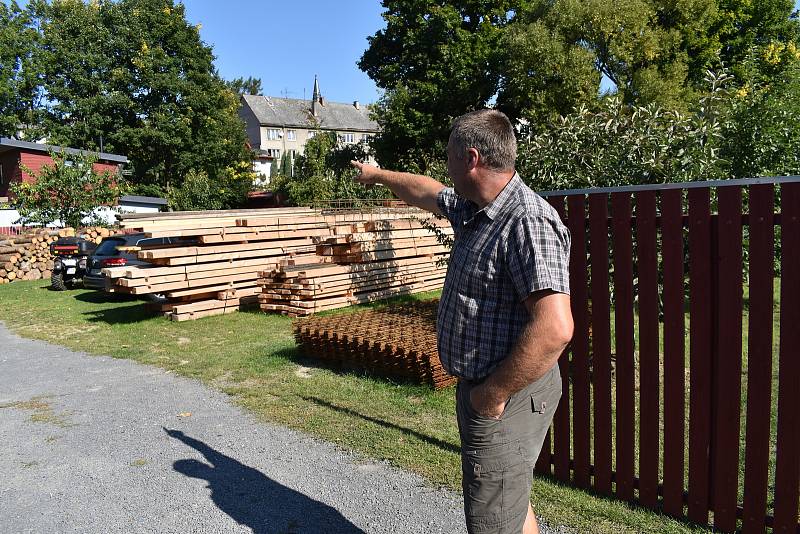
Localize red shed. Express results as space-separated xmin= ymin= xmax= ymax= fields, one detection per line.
xmin=0 ymin=137 xmax=128 ymax=200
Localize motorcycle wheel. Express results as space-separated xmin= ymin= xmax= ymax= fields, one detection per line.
xmin=51 ymin=271 xmax=67 ymax=291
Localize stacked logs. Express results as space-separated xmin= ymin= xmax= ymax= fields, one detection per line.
xmin=292 ymin=299 xmax=456 ymax=389
xmin=0 ymin=226 xmax=114 ymax=284
xmin=0 ymin=230 xmax=57 ymax=284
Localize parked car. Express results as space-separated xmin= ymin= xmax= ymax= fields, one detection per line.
xmin=84 ymin=233 xmax=195 ymax=300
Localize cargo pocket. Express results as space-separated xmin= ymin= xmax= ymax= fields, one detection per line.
xmin=463 ymin=441 xmax=529 ymax=531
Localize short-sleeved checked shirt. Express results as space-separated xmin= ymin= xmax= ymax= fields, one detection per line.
xmin=435 ymin=173 xmax=571 ymax=381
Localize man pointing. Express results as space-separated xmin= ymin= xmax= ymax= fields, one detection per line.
xmin=351 ymin=109 xmax=573 ymax=534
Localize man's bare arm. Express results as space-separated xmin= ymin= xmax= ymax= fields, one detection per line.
xmin=470 ymin=290 xmax=574 ymax=418
xmin=350 ymin=161 xmax=445 ymax=215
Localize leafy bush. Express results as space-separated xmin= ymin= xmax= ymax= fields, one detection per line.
xmin=516 ymin=71 xmax=733 ymax=192
xmin=11 ymin=150 xmax=121 ymax=228
xmin=272 ymin=131 xmax=392 ymax=207
xmin=167 ymin=162 xmax=254 ymax=211
xmin=722 ymin=64 xmax=800 ymax=178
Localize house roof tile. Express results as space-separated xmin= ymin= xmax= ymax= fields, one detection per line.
xmin=241 ymin=95 xmax=378 ymax=132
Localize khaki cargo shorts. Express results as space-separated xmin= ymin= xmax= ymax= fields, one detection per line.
xmin=456 ymin=365 xmax=562 ymax=534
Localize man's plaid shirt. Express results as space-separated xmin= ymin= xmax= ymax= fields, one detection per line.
xmin=435 ymin=174 xmax=571 ymax=381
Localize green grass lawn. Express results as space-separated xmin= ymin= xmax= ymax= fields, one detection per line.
xmin=0 ymin=280 xmax=712 ymax=534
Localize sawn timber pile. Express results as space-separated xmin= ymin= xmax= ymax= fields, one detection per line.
xmin=293 ymin=299 xmax=455 ymax=389
xmin=103 ymin=207 xmax=449 ymax=321
xmin=257 ymin=217 xmax=451 ymax=317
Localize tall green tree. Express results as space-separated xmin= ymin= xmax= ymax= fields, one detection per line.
xmin=0 ymin=1 xmax=43 ymax=139
xmin=226 ymin=76 xmax=262 ymax=95
xmin=29 ymin=0 xmax=251 ymax=195
xmin=496 ymin=0 xmax=721 ymax=124
xmin=359 ymin=0 xmax=521 ymax=169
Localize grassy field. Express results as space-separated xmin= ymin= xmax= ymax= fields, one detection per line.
xmin=0 ymin=280 xmax=714 ymax=534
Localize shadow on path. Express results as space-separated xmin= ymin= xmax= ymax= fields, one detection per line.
xmin=303 ymin=397 xmax=460 ymax=455
xmin=164 ymin=428 xmax=364 ymax=534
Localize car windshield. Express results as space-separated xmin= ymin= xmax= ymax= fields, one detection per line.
xmin=94 ymin=238 xmax=127 ymax=256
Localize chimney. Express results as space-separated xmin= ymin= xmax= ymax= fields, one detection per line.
xmin=353 ymin=100 xmax=360 ymax=110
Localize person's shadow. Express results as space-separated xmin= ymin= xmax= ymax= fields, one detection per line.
xmin=164 ymin=428 xmax=364 ymax=534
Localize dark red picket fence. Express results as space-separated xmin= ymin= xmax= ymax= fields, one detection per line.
xmin=535 ymin=176 xmax=800 ymax=533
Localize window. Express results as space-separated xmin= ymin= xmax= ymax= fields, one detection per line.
xmin=265 ymin=148 xmax=280 ymax=158
xmin=266 ymin=128 xmax=281 ymax=140
xmin=340 ymin=133 xmax=355 ymax=143
xmin=307 ymin=130 xmax=316 ymax=139
xmin=286 ymin=130 xmax=296 ymax=141
xmin=361 ymin=134 xmax=372 ymax=142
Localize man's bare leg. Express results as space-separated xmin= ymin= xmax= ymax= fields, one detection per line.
xmin=523 ymin=503 xmax=539 ymax=534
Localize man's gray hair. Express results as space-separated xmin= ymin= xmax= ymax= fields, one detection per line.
xmin=449 ymin=109 xmax=517 ymax=171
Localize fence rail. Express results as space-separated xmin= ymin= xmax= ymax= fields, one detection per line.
xmin=535 ymin=176 xmax=800 ymax=533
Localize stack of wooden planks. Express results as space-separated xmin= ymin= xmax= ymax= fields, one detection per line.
xmin=104 ymin=208 xmax=325 ymax=321
xmin=257 ymin=218 xmax=452 ymax=316
xmin=292 ymin=299 xmax=455 ymax=389
xmin=103 ymin=206 xmax=447 ymax=321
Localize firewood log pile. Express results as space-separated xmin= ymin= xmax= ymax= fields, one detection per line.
xmin=292 ymin=299 xmax=455 ymax=389
xmin=0 ymin=226 xmax=112 ymax=285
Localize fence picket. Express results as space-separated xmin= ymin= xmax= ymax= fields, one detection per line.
xmin=589 ymin=193 xmax=613 ymax=495
xmin=661 ymin=188 xmax=686 ymax=517
xmin=635 ymin=190 xmax=659 ymax=508
xmin=612 ymin=193 xmax=635 ymax=501
xmin=567 ymin=194 xmax=591 ymax=489
xmin=711 ymin=186 xmax=744 ymax=532
xmin=741 ymin=184 xmax=775 ymax=533
xmin=773 ymin=182 xmax=800 ymax=533
xmin=688 ymin=187 xmax=713 ymax=524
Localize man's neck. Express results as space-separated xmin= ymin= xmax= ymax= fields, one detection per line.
xmin=469 ymin=169 xmax=516 ymax=209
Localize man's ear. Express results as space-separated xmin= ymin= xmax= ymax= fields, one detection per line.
xmin=466 ymin=147 xmax=480 ymax=170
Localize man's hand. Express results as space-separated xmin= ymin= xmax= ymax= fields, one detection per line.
xmin=469 ymin=384 xmax=507 ymax=420
xmin=350 ymin=160 xmax=383 ymax=186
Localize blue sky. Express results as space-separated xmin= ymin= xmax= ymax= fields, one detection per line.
xmin=183 ymin=1 xmax=386 ymax=105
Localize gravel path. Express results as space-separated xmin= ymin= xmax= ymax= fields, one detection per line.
xmin=0 ymin=322 xmax=565 ymax=534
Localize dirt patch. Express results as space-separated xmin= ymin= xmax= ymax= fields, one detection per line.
xmin=0 ymin=395 xmax=75 ymax=428
xmin=295 ymin=366 xmax=313 ymax=379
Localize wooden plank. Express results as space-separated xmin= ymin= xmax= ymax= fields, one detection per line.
xmin=198 ymin=226 xmax=335 ymax=244
xmin=688 ymin=187 xmax=712 ymax=525
xmin=107 ymin=258 xmax=278 ymax=279
xmin=711 ymin=185 xmax=744 ymax=532
xmin=140 ymin=237 xmax=315 ymax=260
xmin=364 ymin=218 xmax=450 ymax=232
xmin=611 ymin=192 xmax=635 ymax=501
xmin=741 ymin=184 xmax=775 ymax=534
xmin=128 ymin=272 xmax=258 ymax=294
xmin=120 ymin=206 xmax=314 ymax=221
xmin=346 ymin=227 xmax=453 ymax=243
xmin=157 ymin=247 xmax=309 ymax=266
xmin=167 ymin=280 xmax=257 ymax=298
xmin=661 ymin=188 xmax=686 ymax=518
xmin=589 ymin=193 xmax=613 ymax=495
xmin=635 ymin=190 xmax=659 ymax=508
xmin=773 ymin=182 xmax=800 ymax=533
xmin=567 ymin=194 xmax=591 ymax=488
